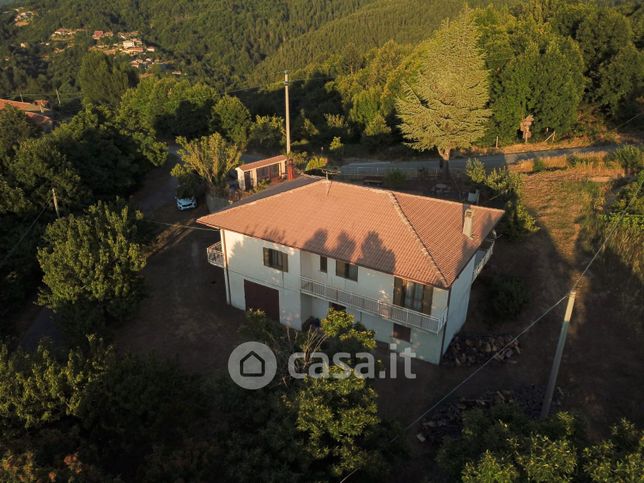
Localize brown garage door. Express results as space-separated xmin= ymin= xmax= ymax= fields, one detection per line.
xmin=244 ymin=280 xmax=280 ymax=321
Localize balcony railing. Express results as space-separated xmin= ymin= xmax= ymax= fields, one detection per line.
xmin=207 ymin=241 xmax=224 ymax=267
xmin=300 ymin=276 xmax=447 ymax=334
xmin=472 ymin=239 xmax=494 ymax=282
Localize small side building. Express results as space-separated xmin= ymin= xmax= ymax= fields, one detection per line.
xmin=236 ymin=155 xmax=288 ymax=191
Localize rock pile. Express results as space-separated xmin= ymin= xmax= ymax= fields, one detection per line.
xmin=415 ymin=385 xmax=563 ymax=445
xmin=442 ymin=334 xmax=521 ymax=366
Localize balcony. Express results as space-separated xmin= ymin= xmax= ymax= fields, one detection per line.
xmin=300 ymin=276 xmax=447 ymax=334
xmin=207 ymin=241 xmax=224 ymax=267
xmin=472 ymin=239 xmax=494 ymax=282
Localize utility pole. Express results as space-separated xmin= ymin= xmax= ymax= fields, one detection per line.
xmin=51 ymin=188 xmax=60 ymax=218
xmin=284 ymin=70 xmax=291 ymax=154
xmin=540 ymin=290 xmax=576 ymax=419
xmin=55 ymin=88 xmax=62 ymax=106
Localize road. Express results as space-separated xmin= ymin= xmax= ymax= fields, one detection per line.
xmin=341 ymin=144 xmax=618 ymax=174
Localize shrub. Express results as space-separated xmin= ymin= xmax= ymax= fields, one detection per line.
xmin=532 ymin=158 xmax=546 ymax=173
xmin=486 ymin=275 xmax=529 ymax=322
xmin=465 ymin=158 xmax=487 ymax=184
xmin=383 ymin=169 xmax=407 ymax=189
xmin=305 ymin=156 xmax=329 ymax=172
xmin=609 ymin=145 xmax=643 ymax=175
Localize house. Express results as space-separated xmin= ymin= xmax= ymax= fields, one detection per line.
xmin=0 ymin=99 xmax=54 ymax=131
xmin=235 ymin=155 xmax=289 ymax=191
xmin=198 ymin=177 xmax=504 ymax=363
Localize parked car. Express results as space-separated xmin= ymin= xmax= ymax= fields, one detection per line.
xmin=176 ymin=196 xmax=197 ymax=211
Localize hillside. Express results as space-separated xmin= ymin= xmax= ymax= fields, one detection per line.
xmin=251 ymin=0 xmax=515 ymax=81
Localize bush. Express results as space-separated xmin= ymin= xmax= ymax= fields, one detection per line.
xmin=383 ymin=169 xmax=407 ymax=189
xmin=532 ymin=158 xmax=546 ymax=173
xmin=609 ymin=145 xmax=643 ymax=175
xmin=305 ymin=155 xmax=329 ymax=172
xmin=486 ymin=275 xmax=529 ymax=322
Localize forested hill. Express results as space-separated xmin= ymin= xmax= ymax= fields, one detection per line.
xmin=2 ymin=0 xmax=515 ymax=94
xmin=251 ymin=0 xmax=515 ymax=82
xmin=7 ymin=0 xmax=379 ymax=88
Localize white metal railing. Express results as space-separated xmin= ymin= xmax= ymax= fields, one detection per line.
xmin=207 ymin=241 xmax=224 ymax=267
xmin=300 ymin=276 xmax=447 ymax=334
xmin=472 ymin=240 xmax=494 ymax=282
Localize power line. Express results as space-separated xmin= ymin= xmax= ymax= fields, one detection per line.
xmin=340 ymin=173 xmax=644 ymax=483
xmin=0 ymin=75 xmax=336 ymax=103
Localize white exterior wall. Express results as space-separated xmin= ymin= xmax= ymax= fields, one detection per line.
xmin=443 ymin=254 xmax=477 ymax=353
xmin=219 ymin=230 xmax=473 ymax=363
xmin=222 ymin=229 xmax=303 ymax=329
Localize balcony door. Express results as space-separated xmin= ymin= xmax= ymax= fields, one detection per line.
xmin=393 ymin=277 xmax=433 ymax=315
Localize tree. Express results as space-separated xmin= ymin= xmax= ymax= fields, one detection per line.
xmin=37 ymin=201 xmax=146 ymax=338
xmin=118 ymin=77 xmax=217 ymax=138
xmin=396 ymin=9 xmax=491 ymax=166
xmin=296 ymin=368 xmax=385 ymax=479
xmin=7 ymin=136 xmax=83 ymax=211
xmin=53 ymin=105 xmax=166 ymax=197
xmin=0 ymin=106 xmax=39 ymax=160
xmin=248 ymin=115 xmax=285 ymax=153
xmin=211 ymin=95 xmax=252 ymax=147
xmin=78 ymin=52 xmax=135 ymax=108
xmin=596 ymin=45 xmax=644 ymax=118
xmin=176 ymin=133 xmax=241 ymax=198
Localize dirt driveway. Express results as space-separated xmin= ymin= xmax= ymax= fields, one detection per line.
xmin=114 ymin=200 xmax=245 ymax=375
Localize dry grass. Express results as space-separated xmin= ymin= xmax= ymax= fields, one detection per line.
xmin=514 ymin=166 xmax=617 ymax=261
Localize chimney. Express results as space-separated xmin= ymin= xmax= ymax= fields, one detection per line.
xmin=287 ymin=159 xmax=295 ymax=181
xmin=463 ymin=208 xmax=474 ymax=238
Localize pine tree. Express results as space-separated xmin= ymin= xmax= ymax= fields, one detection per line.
xmin=396 ymin=9 xmax=491 ymax=167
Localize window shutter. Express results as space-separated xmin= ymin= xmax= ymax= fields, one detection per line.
xmin=263 ymin=248 xmax=270 ymax=267
xmin=282 ymin=252 xmax=288 ymax=272
xmin=422 ymin=285 xmax=434 ymax=315
xmin=393 ymin=277 xmax=403 ymax=306
xmin=335 ymin=260 xmax=344 ymax=277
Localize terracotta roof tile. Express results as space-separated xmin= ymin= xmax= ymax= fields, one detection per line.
xmin=198 ymin=178 xmax=504 ymax=288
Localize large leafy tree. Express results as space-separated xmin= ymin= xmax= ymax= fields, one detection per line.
xmin=396 ymin=9 xmax=491 ymax=164
xmin=477 ymin=11 xmax=585 ymax=143
xmin=78 ymin=51 xmax=135 ymax=108
xmin=176 ymin=133 xmax=241 ymax=197
xmin=37 ymin=201 xmax=146 ymax=338
xmin=211 ymin=95 xmax=252 ymax=148
xmin=118 ymin=77 xmax=217 ymax=138
xmin=7 ymin=136 xmax=84 ymax=211
xmin=436 ymin=404 xmax=644 ymax=483
xmin=0 ymin=106 xmax=39 ymax=161
xmin=53 ymin=105 xmax=166 ymax=197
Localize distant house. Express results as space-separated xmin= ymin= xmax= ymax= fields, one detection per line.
xmin=0 ymin=99 xmax=54 ymax=131
xmin=199 ymin=177 xmax=503 ymax=363
xmin=235 ymin=155 xmax=289 ymax=191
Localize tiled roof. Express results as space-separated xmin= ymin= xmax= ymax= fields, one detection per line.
xmin=198 ymin=177 xmax=504 ymax=288
xmin=238 ymin=154 xmax=287 ymax=172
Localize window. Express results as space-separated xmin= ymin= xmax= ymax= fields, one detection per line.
xmin=393 ymin=277 xmax=433 ymax=314
xmin=256 ymin=163 xmax=280 ymax=182
xmin=263 ymin=248 xmax=288 ymax=272
xmin=336 ymin=260 xmax=358 ymax=281
xmin=392 ymin=323 xmax=411 ymax=342
xmin=320 ymin=256 xmax=327 ymax=273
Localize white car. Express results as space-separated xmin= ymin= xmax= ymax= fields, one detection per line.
xmin=176 ymin=197 xmax=197 ymax=211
